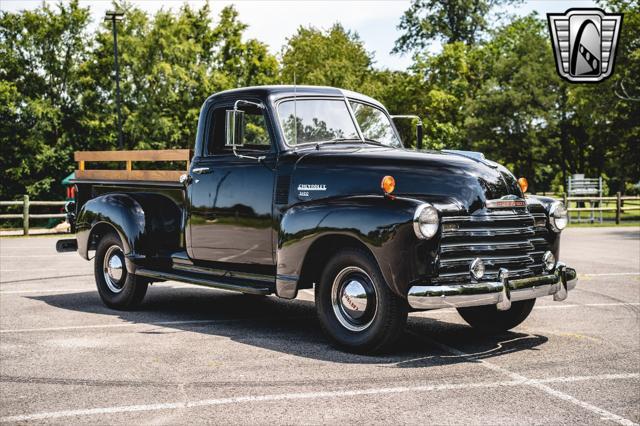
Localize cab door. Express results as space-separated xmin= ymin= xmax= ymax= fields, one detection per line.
xmin=187 ymin=103 xmax=276 ymax=267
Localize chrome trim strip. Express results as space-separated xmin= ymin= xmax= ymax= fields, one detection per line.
xmin=136 ymin=268 xmax=272 ymax=295
xmin=173 ymin=263 xmax=275 ymax=284
xmin=408 ymin=263 xmax=577 ymax=310
xmin=441 ymin=214 xmax=534 ymax=223
xmin=439 ymin=254 xmax=534 ymax=268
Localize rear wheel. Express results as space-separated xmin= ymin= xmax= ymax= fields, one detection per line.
xmin=94 ymin=232 xmax=148 ymax=310
xmin=457 ymin=299 xmax=536 ymax=333
xmin=315 ymin=248 xmax=407 ymax=353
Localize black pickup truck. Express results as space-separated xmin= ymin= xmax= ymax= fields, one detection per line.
xmin=57 ymin=85 xmax=577 ymax=353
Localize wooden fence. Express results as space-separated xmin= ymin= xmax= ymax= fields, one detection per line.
xmin=562 ymin=193 xmax=640 ymax=224
xmin=0 ymin=196 xmax=67 ymax=235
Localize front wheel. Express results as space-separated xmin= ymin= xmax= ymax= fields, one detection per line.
xmin=457 ymin=299 xmax=536 ymax=333
xmin=315 ymin=248 xmax=407 ymax=353
xmin=94 ymin=232 xmax=148 ymax=310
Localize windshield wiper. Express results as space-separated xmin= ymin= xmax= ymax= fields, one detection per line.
xmin=314 ymin=137 xmax=362 ymax=149
xmin=361 ymin=138 xmax=387 ymax=147
xmin=312 ymin=137 xmax=390 ymax=150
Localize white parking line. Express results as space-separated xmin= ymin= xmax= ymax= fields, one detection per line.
xmin=417 ymin=334 xmax=638 ymax=426
xmin=0 ymin=254 xmax=74 ymax=258
xmin=0 ymin=373 xmax=636 ymax=423
xmin=0 ymin=316 xmax=308 ymax=334
xmin=0 ymin=246 xmax=57 ymax=250
xmin=0 ymin=320 xmax=216 ymax=334
xmin=535 ymin=302 xmax=640 ymax=309
xmin=0 ymin=269 xmax=89 ymax=273
xmin=581 ymin=272 xmax=640 ymax=277
xmin=0 ymin=288 xmax=91 ymax=294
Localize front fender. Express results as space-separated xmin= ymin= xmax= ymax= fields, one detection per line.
xmin=277 ymin=195 xmax=434 ymax=299
xmin=76 ymin=193 xmax=182 ymax=269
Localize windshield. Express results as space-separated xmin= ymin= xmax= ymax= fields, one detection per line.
xmin=278 ymin=99 xmax=360 ymax=145
xmin=349 ymin=101 xmax=402 ymax=147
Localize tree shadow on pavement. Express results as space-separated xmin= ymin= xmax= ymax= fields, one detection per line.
xmin=29 ymin=285 xmax=548 ymax=368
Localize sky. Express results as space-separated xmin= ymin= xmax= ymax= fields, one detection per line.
xmin=2 ymin=0 xmax=599 ymax=70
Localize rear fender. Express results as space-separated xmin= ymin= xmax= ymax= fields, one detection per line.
xmin=76 ymin=193 xmax=182 ymax=271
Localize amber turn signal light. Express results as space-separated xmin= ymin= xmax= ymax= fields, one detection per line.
xmin=518 ymin=177 xmax=528 ymax=194
xmin=381 ymin=175 xmax=396 ymax=194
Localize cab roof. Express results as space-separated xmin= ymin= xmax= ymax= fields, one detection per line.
xmin=207 ymin=85 xmax=386 ymax=110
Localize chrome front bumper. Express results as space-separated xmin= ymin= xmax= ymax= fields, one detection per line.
xmin=407 ymin=262 xmax=577 ymax=310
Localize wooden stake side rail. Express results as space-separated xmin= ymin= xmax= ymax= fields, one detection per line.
xmin=74 ymin=149 xmax=191 ymax=182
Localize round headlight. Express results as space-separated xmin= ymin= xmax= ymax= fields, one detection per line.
xmin=413 ymin=204 xmax=439 ymax=239
xmin=549 ymin=201 xmax=568 ymax=232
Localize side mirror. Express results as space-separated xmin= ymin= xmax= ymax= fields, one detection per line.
xmin=390 ymin=115 xmax=423 ymax=150
xmin=225 ymin=109 xmax=245 ymax=147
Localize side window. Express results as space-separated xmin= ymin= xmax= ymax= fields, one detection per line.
xmin=206 ymin=105 xmax=272 ymax=155
xmin=349 ymin=101 xmax=402 ymax=147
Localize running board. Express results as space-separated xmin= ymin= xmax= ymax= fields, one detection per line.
xmin=135 ymin=268 xmax=273 ymax=296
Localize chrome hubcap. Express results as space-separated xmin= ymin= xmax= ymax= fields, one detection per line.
xmin=341 ymin=280 xmax=368 ymax=319
xmin=103 ymin=245 xmax=125 ymax=293
xmin=331 ymin=266 xmax=377 ymax=332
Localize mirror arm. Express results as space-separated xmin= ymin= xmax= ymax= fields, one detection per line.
xmin=230 ymin=99 xmax=265 ymax=161
xmin=390 ymin=114 xmax=423 ymax=150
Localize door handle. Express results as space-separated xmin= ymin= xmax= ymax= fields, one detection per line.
xmin=192 ymin=167 xmax=211 ymax=174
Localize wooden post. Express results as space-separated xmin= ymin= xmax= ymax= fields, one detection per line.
xmin=79 ymin=160 xmax=85 ymax=171
xmin=616 ymin=192 xmax=621 ymax=225
xmin=126 ymin=160 xmax=132 ymax=171
xmin=563 ymin=193 xmax=569 ymax=224
xmin=22 ymin=195 xmax=29 ymax=236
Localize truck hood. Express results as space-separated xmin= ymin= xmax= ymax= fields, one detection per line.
xmin=287 ymin=146 xmax=523 ymax=214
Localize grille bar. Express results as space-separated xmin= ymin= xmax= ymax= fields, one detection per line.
xmin=437 ymin=212 xmax=550 ymax=281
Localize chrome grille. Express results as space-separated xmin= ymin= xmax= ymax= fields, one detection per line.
xmin=435 ymin=212 xmax=550 ymax=283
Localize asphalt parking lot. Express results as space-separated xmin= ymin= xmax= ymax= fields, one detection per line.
xmin=0 ymin=227 xmax=638 ymax=425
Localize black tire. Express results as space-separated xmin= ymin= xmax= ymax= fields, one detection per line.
xmin=94 ymin=232 xmax=148 ymax=310
xmin=457 ymin=299 xmax=536 ymax=333
xmin=315 ymin=247 xmax=408 ymax=353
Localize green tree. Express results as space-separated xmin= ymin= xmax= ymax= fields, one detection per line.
xmin=1 ymin=2 xmax=279 ymax=202
xmin=393 ymin=0 xmax=517 ymax=53
xmin=0 ymin=0 xmax=91 ymax=199
xmin=409 ymin=42 xmax=485 ymax=150
xmin=82 ymin=3 xmax=278 ymax=152
xmin=465 ymin=16 xmax=562 ymax=192
xmin=280 ymin=24 xmax=374 ymax=91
